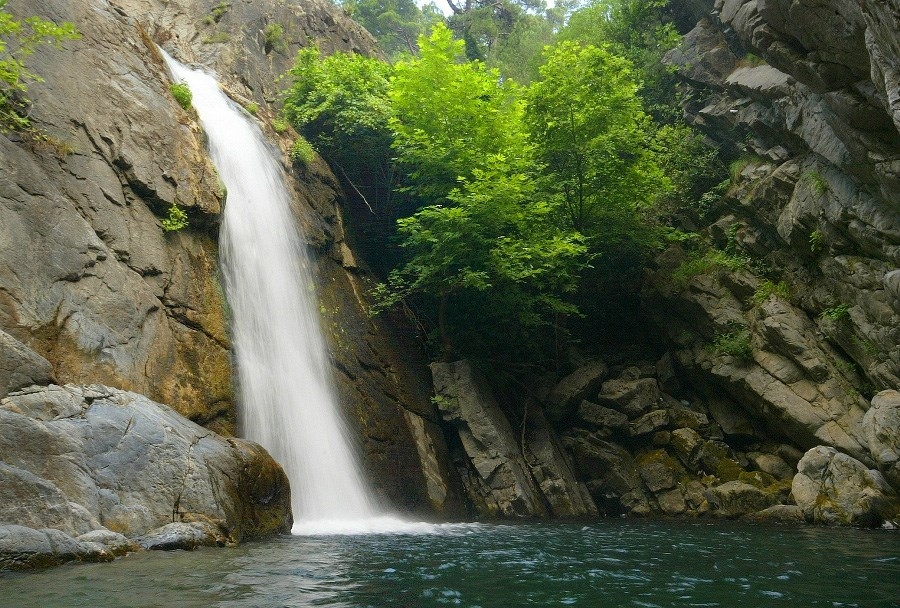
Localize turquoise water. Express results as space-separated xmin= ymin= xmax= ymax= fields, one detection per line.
xmin=1 ymin=520 xmax=898 ymax=607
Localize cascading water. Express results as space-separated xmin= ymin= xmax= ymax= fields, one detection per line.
xmin=162 ymin=52 xmax=381 ymax=531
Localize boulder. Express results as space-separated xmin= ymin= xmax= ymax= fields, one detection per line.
xmin=597 ymin=376 xmax=662 ymax=418
xmin=521 ymin=404 xmax=598 ymax=517
xmin=863 ymin=390 xmax=900 ymax=489
xmin=705 ymin=481 xmax=779 ymax=518
xmin=0 ymin=384 xmax=291 ymax=570
xmin=629 ymin=409 xmax=670 ymax=437
xmin=671 ymin=428 xmax=704 ymax=466
xmin=792 ymin=446 xmax=899 ymax=527
xmin=0 ymin=525 xmax=117 ymax=571
xmin=577 ymin=400 xmax=629 ymax=433
xmin=545 ymin=360 xmax=608 ymax=422
xmin=744 ymin=504 xmax=806 ymax=525
xmin=567 ymin=434 xmax=647 ymax=515
xmin=0 ymin=330 xmax=54 ymax=399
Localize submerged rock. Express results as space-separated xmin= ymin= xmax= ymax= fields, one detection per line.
xmin=0 ymin=384 xmax=291 ymax=570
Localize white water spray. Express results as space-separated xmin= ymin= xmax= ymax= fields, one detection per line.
xmin=162 ymin=53 xmax=385 ymax=531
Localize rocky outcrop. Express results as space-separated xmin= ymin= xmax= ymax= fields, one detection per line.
xmin=792 ymin=446 xmax=898 ymax=526
xmin=634 ymin=0 xmax=900 ymax=524
xmin=0 ymin=383 xmax=291 ymax=570
xmin=554 ymin=360 xmax=795 ymax=519
xmin=431 ymin=360 xmax=596 ymax=517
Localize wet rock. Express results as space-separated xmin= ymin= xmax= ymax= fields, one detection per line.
xmin=863 ymin=390 xmax=900 ymax=488
xmin=139 ymin=522 xmax=225 ymax=551
xmin=705 ymin=481 xmax=779 ymax=519
xmin=545 ymin=360 xmax=608 ymax=422
xmin=744 ymin=504 xmax=806 ymax=525
xmin=0 ymin=330 xmax=54 ymax=399
xmin=0 ymin=525 xmax=117 ymax=571
xmin=792 ymin=446 xmax=899 ymax=527
xmin=0 ymin=384 xmax=291 ymax=568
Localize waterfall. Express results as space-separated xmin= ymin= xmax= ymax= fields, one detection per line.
xmin=162 ymin=53 xmax=380 ymax=530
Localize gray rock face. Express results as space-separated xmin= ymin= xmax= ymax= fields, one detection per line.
xmin=432 ymin=361 xmax=547 ymax=517
xmin=792 ymin=446 xmax=899 ymax=526
xmin=863 ymin=390 xmax=900 ymax=488
xmin=545 ymin=360 xmax=608 ymax=421
xmin=0 ymin=384 xmax=291 ymax=570
xmin=432 ymin=361 xmax=596 ymax=517
xmin=0 ymin=330 xmax=54 ymax=399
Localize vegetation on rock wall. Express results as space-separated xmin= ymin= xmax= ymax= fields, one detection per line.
xmin=0 ymin=0 xmax=79 ymax=132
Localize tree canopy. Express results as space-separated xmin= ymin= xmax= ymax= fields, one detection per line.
xmin=282 ymin=0 xmax=727 ymax=365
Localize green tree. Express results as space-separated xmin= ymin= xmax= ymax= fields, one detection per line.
xmin=341 ymin=0 xmax=444 ymax=57
xmin=389 ymin=23 xmax=527 ymax=202
xmin=282 ymin=47 xmax=395 ymax=213
xmin=0 ymin=0 xmax=79 ymax=131
xmin=524 ymin=41 xmax=666 ymax=237
xmin=560 ymin=0 xmax=681 ymax=122
xmin=378 ymin=156 xmax=586 ymax=359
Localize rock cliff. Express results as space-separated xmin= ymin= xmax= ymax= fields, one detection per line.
xmin=1 ymin=0 xmax=465 ymax=528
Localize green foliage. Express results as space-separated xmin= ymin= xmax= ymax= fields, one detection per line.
xmin=803 ymin=170 xmax=828 ymax=195
xmin=289 ymin=136 xmax=316 ymax=164
xmin=208 ymin=2 xmax=230 ymax=23
xmin=161 ymin=203 xmax=189 ymax=232
xmin=377 ymin=156 xmax=587 ymax=358
xmin=263 ymin=22 xmax=286 ymax=53
xmin=560 ymin=0 xmax=681 ymax=123
xmin=283 ymin=46 xmax=394 ymax=210
xmin=390 ymin=24 xmax=527 ymax=202
xmin=0 ymin=0 xmax=80 ymax=132
xmin=809 ymin=229 xmax=825 ymax=254
xmin=710 ymin=326 xmax=752 ymax=360
xmin=652 ymin=124 xmax=729 ymax=220
xmin=752 ymin=280 xmax=790 ymax=305
xmin=524 ymin=41 xmax=667 ymax=237
xmin=202 ymin=32 xmax=230 ymax=44
xmin=671 ymin=249 xmax=750 ymax=288
xmin=740 ymin=53 xmax=765 ymax=67
xmin=820 ymin=303 xmax=850 ymax=322
xmin=244 ymin=101 xmax=259 ymax=116
xmin=271 ymin=117 xmax=288 ymax=133
xmin=169 ymin=82 xmax=192 ymax=110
